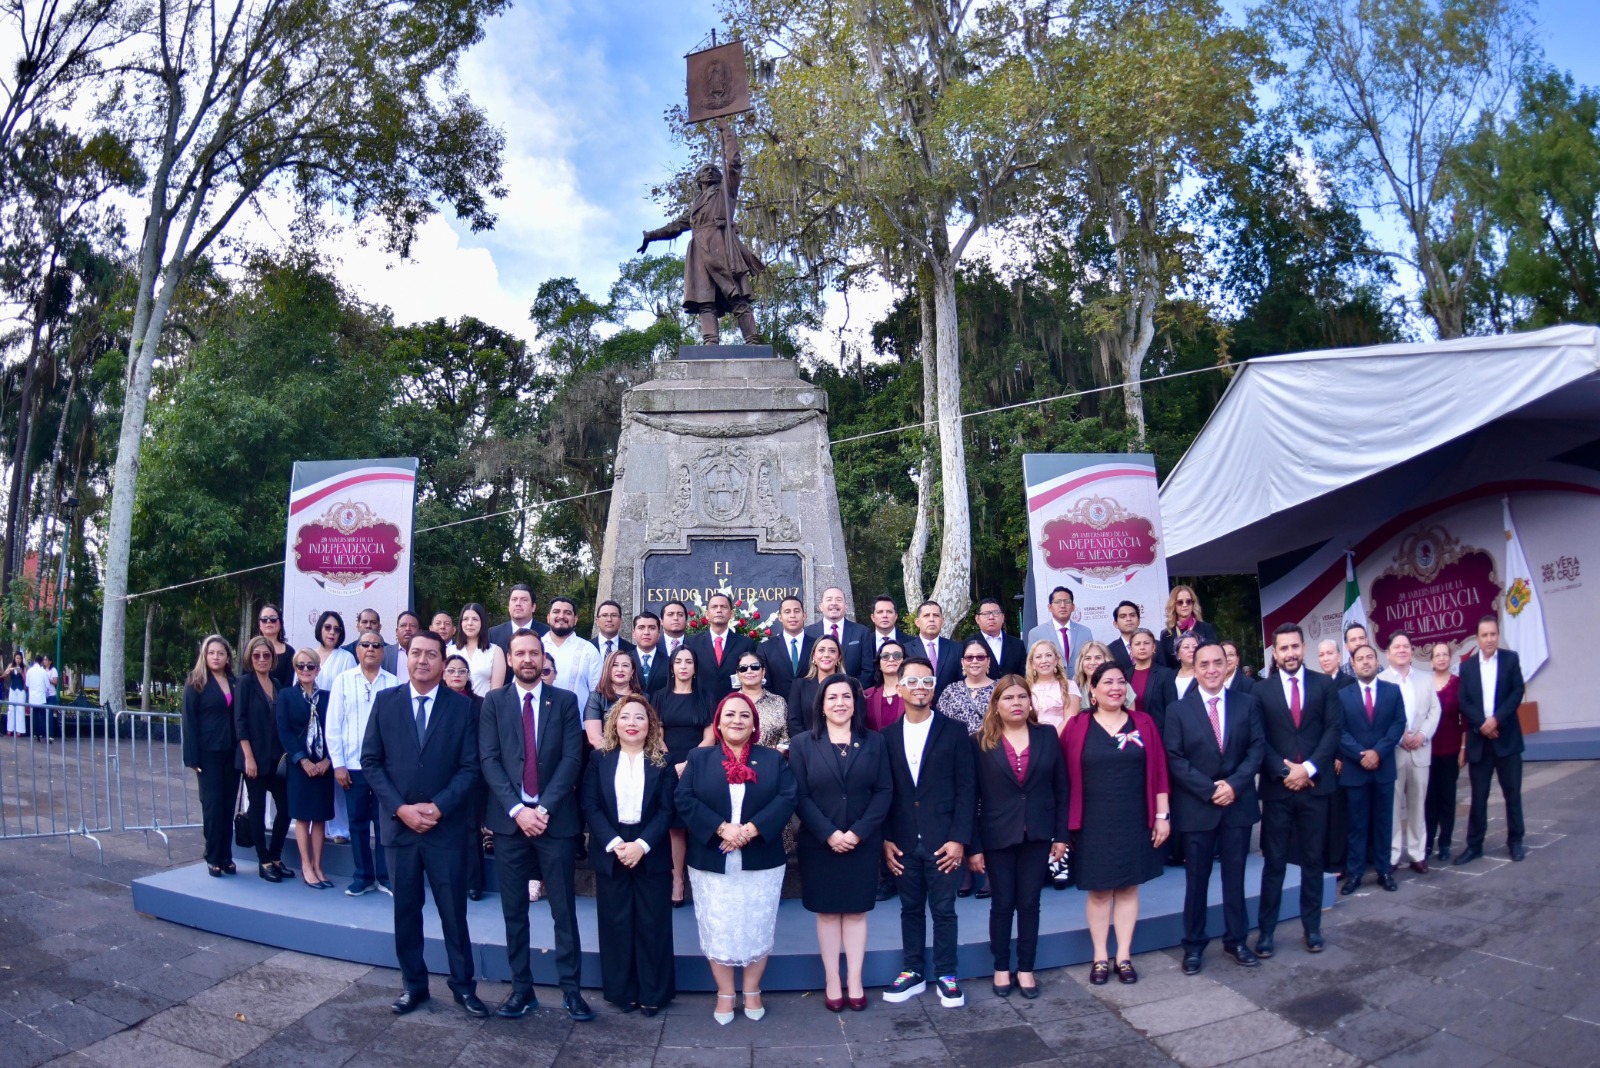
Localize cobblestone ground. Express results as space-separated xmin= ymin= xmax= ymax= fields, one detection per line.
xmin=1 ymin=759 xmax=1593 ymax=1067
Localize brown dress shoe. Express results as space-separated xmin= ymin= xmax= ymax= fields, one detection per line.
xmin=1409 ymin=860 xmax=1430 ymax=874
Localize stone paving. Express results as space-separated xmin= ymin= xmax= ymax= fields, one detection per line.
xmin=1 ymin=759 xmax=1595 ymax=1067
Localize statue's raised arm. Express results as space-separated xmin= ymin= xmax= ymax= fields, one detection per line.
xmin=637 ymin=117 xmax=764 ymax=345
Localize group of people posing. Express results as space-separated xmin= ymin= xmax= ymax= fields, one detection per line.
xmin=178 ymin=582 xmax=1529 ymax=1023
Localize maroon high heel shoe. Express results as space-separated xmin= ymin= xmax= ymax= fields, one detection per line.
xmin=846 ymin=994 xmax=867 ymax=1011
xmin=824 ymin=994 xmax=845 ymax=1012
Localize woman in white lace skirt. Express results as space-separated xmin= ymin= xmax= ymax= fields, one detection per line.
xmin=676 ymin=692 xmax=797 ymax=1025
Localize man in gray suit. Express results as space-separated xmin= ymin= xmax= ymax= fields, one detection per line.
xmin=1025 ymin=586 xmax=1095 ymax=675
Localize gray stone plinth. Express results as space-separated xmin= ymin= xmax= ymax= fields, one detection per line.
xmin=595 ymin=355 xmax=852 ymax=621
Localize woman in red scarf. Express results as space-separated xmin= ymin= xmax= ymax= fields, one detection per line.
xmin=676 ymin=692 xmax=798 ymax=1025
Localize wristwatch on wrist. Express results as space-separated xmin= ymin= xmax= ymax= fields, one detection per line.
xmin=1155 ymin=813 xmax=1170 ymax=821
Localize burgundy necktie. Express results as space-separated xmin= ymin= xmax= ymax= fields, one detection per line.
xmin=522 ymin=691 xmax=540 ymax=798
xmin=1207 ymin=696 xmax=1223 ymax=748
xmin=1289 ymin=675 xmax=1302 ymax=729
xmin=830 ymin=623 xmax=839 ymax=644
xmin=1363 ymin=685 xmax=1375 ymax=723
xmin=1060 ymin=627 xmax=1071 ymax=665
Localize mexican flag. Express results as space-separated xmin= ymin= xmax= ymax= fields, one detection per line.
xmin=1341 ymin=551 xmax=1369 ymax=661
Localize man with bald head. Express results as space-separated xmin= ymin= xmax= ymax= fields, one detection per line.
xmin=804 ymin=586 xmax=870 ymax=682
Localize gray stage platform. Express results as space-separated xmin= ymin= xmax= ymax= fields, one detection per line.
xmin=1525 ymin=727 xmax=1600 ymax=761
xmin=132 ymin=850 xmax=1331 ymax=992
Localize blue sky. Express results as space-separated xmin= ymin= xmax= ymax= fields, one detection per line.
xmin=329 ymin=0 xmax=1600 ymax=347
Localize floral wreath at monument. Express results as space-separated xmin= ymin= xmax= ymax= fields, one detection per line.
xmin=683 ymin=583 xmax=773 ymax=642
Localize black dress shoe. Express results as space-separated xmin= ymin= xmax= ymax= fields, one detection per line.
xmin=1226 ymin=945 xmax=1260 ymax=968
xmin=974 ymin=887 xmax=991 ymax=900
xmin=1379 ymin=873 xmax=1399 ymax=891
xmin=272 ymin=861 xmax=294 ymax=879
xmin=391 ymin=990 xmax=430 ymax=1014
xmin=1254 ymin=935 xmax=1274 ymax=959
xmin=1510 ymin=842 xmax=1528 ymax=862
xmin=564 ymin=990 xmax=595 ymax=1022
xmin=1339 ymin=876 xmax=1360 ymax=895
xmin=956 ymin=887 xmax=973 ymax=898
xmin=1182 ymin=951 xmax=1203 ymax=975
xmin=258 ymin=863 xmax=281 ymax=882
xmin=1452 ymin=847 xmax=1483 ymax=866
xmin=454 ymin=992 xmax=489 ymax=1018
xmin=1437 ymin=842 xmax=1451 ymax=862
xmin=466 ymin=888 xmax=482 ymax=901
xmin=1303 ymin=932 xmax=1325 ymax=953
xmin=496 ymin=989 xmax=536 ymax=1018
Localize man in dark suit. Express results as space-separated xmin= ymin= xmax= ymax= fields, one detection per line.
xmin=685 ymin=591 xmax=755 ymax=703
xmin=908 ymin=600 xmax=962 ymax=701
xmin=964 ymin=597 xmax=1026 ymax=679
xmin=880 ymin=656 xmax=975 ymax=1009
xmin=1254 ymin=624 xmax=1342 ymax=956
xmin=629 ymin=611 xmax=671 ymax=695
xmin=479 ymin=630 xmax=593 ymax=1021
xmin=759 ymin=595 xmax=814 ymax=702
xmin=867 ymin=595 xmax=913 ymax=662
xmin=805 ymin=585 xmax=871 ymax=684
xmin=488 ymin=584 xmax=548 ymax=658
xmin=382 ymin=610 xmax=420 ymax=675
xmin=1106 ymin=601 xmax=1142 ymax=672
xmin=359 ymin=631 xmax=485 ymax=1018
xmin=592 ymin=599 xmax=635 ymax=662
xmin=1337 ymin=644 xmax=1405 ymax=893
xmin=1164 ymin=641 xmax=1265 ymax=975
xmin=1455 ymin=614 xmax=1528 ymax=864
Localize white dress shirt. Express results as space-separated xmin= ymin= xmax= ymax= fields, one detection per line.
xmin=408 ymin=683 xmax=440 ymax=734
xmin=635 ymin=645 xmax=659 ymax=681
xmin=327 ymin=665 xmax=399 ymax=769
xmin=1198 ymin=686 xmax=1227 ymax=741
xmin=509 ymin=679 xmax=543 ymax=815
xmin=902 ymin=713 xmax=935 ymax=787
xmin=982 ymin=632 xmax=1005 ymax=662
xmin=1478 ymin=652 xmax=1499 ymax=718
xmin=543 ymin=633 xmax=601 ymax=715
xmin=605 ymin=749 xmax=653 ymax=856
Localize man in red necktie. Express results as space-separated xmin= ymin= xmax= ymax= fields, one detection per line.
xmin=1335 ymin=645 xmax=1405 ymax=896
xmin=1253 ymin=623 xmax=1342 ymax=958
xmin=687 ymin=592 xmax=754 ymax=703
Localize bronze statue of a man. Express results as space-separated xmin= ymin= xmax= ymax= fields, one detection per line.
xmin=639 ymin=118 xmax=763 ymax=345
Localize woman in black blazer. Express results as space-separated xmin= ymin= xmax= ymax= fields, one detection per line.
xmin=1157 ymin=585 xmax=1217 ymax=668
xmin=786 ymin=635 xmax=843 ymax=740
xmin=676 ymin=692 xmax=797 ymax=1026
xmin=182 ymin=635 xmax=239 ymax=877
xmin=235 ymin=637 xmax=291 ymax=881
xmin=968 ymin=675 xmax=1069 ymax=998
xmin=582 ymin=695 xmax=679 ymax=1016
xmin=791 ymin=674 xmax=893 ymax=1012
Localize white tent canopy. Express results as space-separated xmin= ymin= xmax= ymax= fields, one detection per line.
xmin=1159 ymin=324 xmax=1600 ymax=575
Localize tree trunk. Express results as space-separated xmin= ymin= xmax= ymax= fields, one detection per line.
xmin=238 ymin=591 xmax=254 ymax=660
xmin=100 ymin=276 xmax=177 ymax=710
xmin=927 ymin=264 xmax=972 ymax=633
xmin=900 ymin=280 xmax=936 ymax=608
xmin=139 ymin=601 xmax=154 ymax=713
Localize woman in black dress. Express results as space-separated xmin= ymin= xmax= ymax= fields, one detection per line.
xmin=582 ymin=695 xmax=678 ymax=1015
xmin=276 ymin=654 xmax=335 ymax=889
xmin=182 ymin=635 xmax=238 ymax=877
xmin=236 ymin=637 xmax=291 ymax=881
xmin=790 ymin=675 xmax=893 ymax=1012
xmin=255 ymin=603 xmax=295 ymax=690
xmin=650 ymin=644 xmax=714 ymax=906
xmin=968 ymin=677 xmax=1069 ymax=998
xmin=1158 ymin=585 xmax=1217 ymax=668
xmin=1060 ymin=662 xmax=1171 ymax=985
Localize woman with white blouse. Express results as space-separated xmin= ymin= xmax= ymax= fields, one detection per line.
xmin=581 ymin=696 xmax=679 ymax=1015
xmin=449 ymin=603 xmax=506 ymax=696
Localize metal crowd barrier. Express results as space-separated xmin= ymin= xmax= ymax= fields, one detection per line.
xmin=0 ymin=700 xmax=117 ymax=860
xmin=0 ymin=701 xmax=201 ymax=862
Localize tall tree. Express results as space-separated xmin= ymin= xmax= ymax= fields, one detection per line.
xmin=97 ymin=0 xmax=509 ymax=706
xmin=1254 ymin=0 xmax=1537 ymax=338
xmin=727 ymin=0 xmax=1072 ymax=628
xmin=1461 ymin=69 xmax=1600 ymax=330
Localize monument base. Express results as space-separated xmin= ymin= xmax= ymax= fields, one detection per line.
xmin=677 ymin=343 xmax=775 ymax=360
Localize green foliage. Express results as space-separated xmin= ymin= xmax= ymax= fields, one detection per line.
xmin=1463 ymin=69 xmax=1600 ymax=330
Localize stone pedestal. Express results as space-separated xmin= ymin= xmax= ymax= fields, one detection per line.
xmin=595 ymin=351 xmax=853 ymax=622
